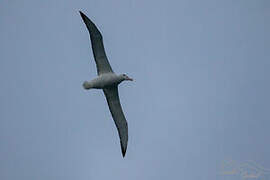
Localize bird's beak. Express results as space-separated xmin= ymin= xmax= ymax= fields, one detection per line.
xmin=127 ymin=77 xmax=133 ymax=81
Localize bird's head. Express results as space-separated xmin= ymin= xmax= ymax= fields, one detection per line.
xmin=119 ymin=74 xmax=133 ymax=82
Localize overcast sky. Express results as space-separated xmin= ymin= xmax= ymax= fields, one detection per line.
xmin=1 ymin=0 xmax=270 ymax=180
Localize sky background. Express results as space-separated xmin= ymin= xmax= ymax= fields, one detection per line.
xmin=1 ymin=0 xmax=270 ymax=180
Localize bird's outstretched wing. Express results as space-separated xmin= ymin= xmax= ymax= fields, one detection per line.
xmin=80 ymin=11 xmax=113 ymax=75
xmin=103 ymin=87 xmax=128 ymax=157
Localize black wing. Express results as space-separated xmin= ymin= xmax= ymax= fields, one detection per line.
xmin=80 ymin=11 xmax=113 ymax=75
xmin=103 ymin=87 xmax=128 ymax=157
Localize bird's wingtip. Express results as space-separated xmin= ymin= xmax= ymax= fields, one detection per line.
xmin=121 ymin=144 xmax=127 ymax=157
xmin=79 ymin=11 xmax=84 ymax=17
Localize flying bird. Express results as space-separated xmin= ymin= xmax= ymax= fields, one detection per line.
xmin=79 ymin=11 xmax=133 ymax=157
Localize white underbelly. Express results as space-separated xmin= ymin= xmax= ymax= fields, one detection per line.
xmin=90 ymin=74 xmax=118 ymax=89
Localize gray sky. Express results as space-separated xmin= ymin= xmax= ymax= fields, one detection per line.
xmin=1 ymin=0 xmax=270 ymax=180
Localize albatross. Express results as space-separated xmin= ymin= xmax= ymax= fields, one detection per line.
xmin=79 ymin=11 xmax=133 ymax=157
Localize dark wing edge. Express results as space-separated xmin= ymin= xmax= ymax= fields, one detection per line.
xmin=79 ymin=11 xmax=113 ymax=75
xmin=103 ymin=87 xmax=128 ymax=157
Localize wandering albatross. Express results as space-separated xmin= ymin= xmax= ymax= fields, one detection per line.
xmin=79 ymin=11 xmax=133 ymax=157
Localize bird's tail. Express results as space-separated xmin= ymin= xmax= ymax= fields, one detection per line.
xmin=83 ymin=81 xmax=92 ymax=89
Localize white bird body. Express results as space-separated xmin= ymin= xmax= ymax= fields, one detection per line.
xmin=83 ymin=73 xmax=120 ymax=89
